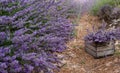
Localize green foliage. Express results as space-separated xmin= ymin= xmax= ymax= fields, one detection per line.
xmin=91 ymin=0 xmax=120 ymax=15
xmin=115 ymin=50 xmax=120 ymax=55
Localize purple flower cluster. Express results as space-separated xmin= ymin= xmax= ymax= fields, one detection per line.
xmin=84 ymin=24 xmax=120 ymax=43
xmin=0 ymin=0 xmax=73 ymax=73
xmin=112 ymin=28 xmax=120 ymax=40
xmin=85 ymin=29 xmax=115 ymax=43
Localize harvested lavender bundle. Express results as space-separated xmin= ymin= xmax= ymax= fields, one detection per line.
xmin=84 ymin=23 xmax=120 ymax=46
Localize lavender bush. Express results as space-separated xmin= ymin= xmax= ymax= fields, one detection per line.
xmin=0 ymin=0 xmax=73 ymax=73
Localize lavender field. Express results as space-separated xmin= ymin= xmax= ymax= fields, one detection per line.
xmin=0 ymin=0 xmax=120 ymax=73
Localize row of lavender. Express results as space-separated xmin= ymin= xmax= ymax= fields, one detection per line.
xmin=0 ymin=0 xmax=73 ymax=73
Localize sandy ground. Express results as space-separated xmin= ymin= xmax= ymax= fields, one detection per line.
xmin=57 ymin=14 xmax=120 ymax=73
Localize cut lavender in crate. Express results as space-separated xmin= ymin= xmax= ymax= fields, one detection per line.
xmin=84 ymin=23 xmax=120 ymax=58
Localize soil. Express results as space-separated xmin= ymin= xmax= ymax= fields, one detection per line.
xmin=57 ymin=14 xmax=120 ymax=73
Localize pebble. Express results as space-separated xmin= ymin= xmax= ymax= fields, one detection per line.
xmin=98 ymin=69 xmax=102 ymax=71
xmin=80 ymin=68 xmax=86 ymax=72
xmin=104 ymin=68 xmax=108 ymax=71
xmin=114 ymin=58 xmax=119 ymax=62
xmin=114 ymin=69 xmax=120 ymax=73
xmin=106 ymin=62 xmax=112 ymax=66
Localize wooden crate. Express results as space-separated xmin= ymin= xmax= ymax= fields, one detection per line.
xmin=85 ymin=41 xmax=115 ymax=58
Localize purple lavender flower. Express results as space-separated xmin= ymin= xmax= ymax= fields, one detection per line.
xmin=0 ymin=0 xmax=74 ymax=73
xmin=85 ymin=24 xmax=120 ymax=43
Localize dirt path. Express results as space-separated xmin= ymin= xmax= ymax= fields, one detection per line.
xmin=58 ymin=14 xmax=120 ymax=73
